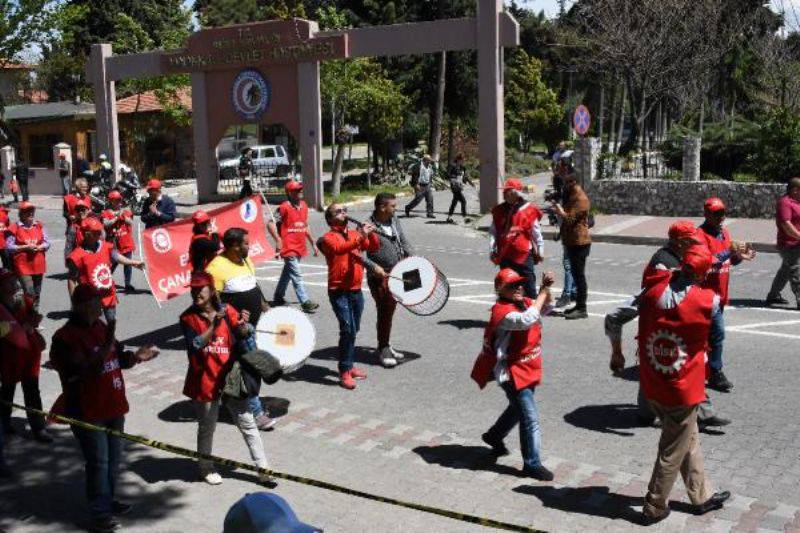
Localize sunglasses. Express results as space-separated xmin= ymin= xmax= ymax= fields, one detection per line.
xmin=334 ymin=207 xmax=348 ymax=214
xmin=710 ymin=210 xmax=726 ymax=217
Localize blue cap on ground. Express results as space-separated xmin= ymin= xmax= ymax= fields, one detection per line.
xmin=223 ymin=493 xmax=319 ymax=533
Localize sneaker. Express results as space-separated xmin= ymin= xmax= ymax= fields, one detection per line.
xmin=766 ymin=294 xmax=789 ymax=306
xmin=564 ymin=308 xmax=588 ymax=320
xmin=272 ymin=297 xmax=287 ymax=307
xmin=201 ymin=471 xmax=223 ymax=485
xmin=300 ymin=301 xmax=319 ymax=313
xmin=554 ymin=294 xmax=572 ymax=308
xmin=522 ymin=465 xmax=554 ymax=481
xmin=707 ymin=370 xmax=733 ymax=392
xmin=639 ymin=509 xmax=671 ymax=526
xmin=389 ymin=346 xmax=405 ymax=360
xmin=426 ymin=214 xmax=436 ymax=219
xmin=692 ymin=491 xmax=731 ymax=515
xmin=446 ymin=217 xmax=454 ymax=223
xmin=111 ymin=501 xmax=132 ymax=516
xmin=350 ymin=367 xmax=367 ymax=380
xmin=88 ymin=514 xmax=121 ymax=532
xmin=339 ymin=371 xmax=356 ymax=390
xmin=33 ymin=429 xmax=53 ymax=443
xmin=481 ymin=432 xmax=510 ymax=456
xmin=699 ymin=415 xmax=731 ymax=429
xmin=258 ymin=472 xmax=278 ymax=488
xmin=255 ymin=413 xmax=277 ymax=431
xmin=378 ymin=347 xmax=397 ymax=368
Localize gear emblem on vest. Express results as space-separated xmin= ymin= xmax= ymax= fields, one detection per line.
xmin=646 ymin=329 xmax=689 ymax=375
xmin=91 ymin=263 xmax=113 ymax=290
xmin=151 ymin=228 xmax=172 ymax=254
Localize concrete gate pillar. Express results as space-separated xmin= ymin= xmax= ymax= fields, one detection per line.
xmin=88 ymin=44 xmax=120 ymax=178
xmin=683 ymin=136 xmax=701 ymax=181
xmin=0 ymin=146 xmax=14 ymax=184
xmin=298 ymin=60 xmax=323 ymax=210
xmin=575 ymin=137 xmax=600 ymax=190
xmin=192 ymin=72 xmax=216 ymax=202
xmin=477 ymin=0 xmax=505 ymax=212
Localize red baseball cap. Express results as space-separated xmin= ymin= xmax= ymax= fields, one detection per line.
xmin=499 ymin=178 xmax=524 ymax=192
xmin=188 ymin=271 xmax=215 ymax=289
xmin=81 ymin=217 xmax=103 ymax=232
xmin=682 ymin=245 xmax=714 ymax=278
xmin=495 ymin=268 xmax=526 ymax=288
xmin=285 ymin=181 xmax=303 ymax=193
xmin=146 ymin=179 xmax=162 ymax=190
xmin=18 ymin=201 xmax=35 ymax=212
xmin=108 ymin=190 xmax=123 ymax=201
xmin=71 ymin=284 xmax=100 ymax=304
xmin=703 ymin=197 xmax=726 ymax=212
xmin=192 ymin=210 xmax=210 ymax=225
xmin=668 ymin=220 xmax=699 ymax=242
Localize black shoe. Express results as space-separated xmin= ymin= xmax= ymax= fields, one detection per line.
xmin=272 ymin=297 xmax=287 ymax=307
xmin=32 ymin=429 xmax=53 ymax=443
xmin=554 ymin=294 xmax=572 ymax=308
xmin=404 ymin=206 xmax=411 ymax=217
xmin=707 ymin=370 xmax=733 ymax=392
xmin=111 ymin=501 xmax=133 ymax=515
xmin=692 ymin=491 xmax=731 ymax=515
xmin=639 ymin=509 xmax=670 ymax=526
xmin=564 ymin=307 xmax=588 ymax=320
xmin=446 ymin=217 xmax=454 ymax=223
xmin=89 ymin=514 xmax=120 ymax=532
xmin=426 ymin=214 xmax=436 ymax=219
xmin=481 ymin=432 xmax=510 ymax=456
xmin=522 ymin=465 xmax=554 ymax=481
xmin=766 ymin=295 xmax=789 ymax=306
xmin=300 ymin=301 xmax=319 ymax=313
xmin=637 ymin=415 xmax=657 ymax=428
xmin=698 ymin=415 xmax=731 ymax=429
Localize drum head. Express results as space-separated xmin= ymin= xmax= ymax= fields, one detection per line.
xmin=388 ymin=256 xmax=438 ymax=306
xmin=255 ymin=307 xmax=316 ymax=371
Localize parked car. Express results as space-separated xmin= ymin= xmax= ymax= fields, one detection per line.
xmin=218 ymin=145 xmax=291 ymax=180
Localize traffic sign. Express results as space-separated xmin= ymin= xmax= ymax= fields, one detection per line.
xmin=573 ymin=105 xmax=591 ymax=136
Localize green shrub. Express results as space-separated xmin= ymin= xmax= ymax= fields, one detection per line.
xmin=731 ymin=172 xmax=760 ymax=183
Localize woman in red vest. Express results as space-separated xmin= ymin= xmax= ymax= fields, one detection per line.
xmin=49 ymin=284 xmax=158 ymax=532
xmin=102 ymin=191 xmax=137 ymax=292
xmin=637 ymin=246 xmax=730 ymax=524
xmin=471 ymin=268 xmax=555 ymax=481
xmin=188 ymin=210 xmax=221 ymax=271
xmin=0 ymin=205 xmax=9 ymax=269
xmin=6 ymin=202 xmax=49 ymax=311
xmin=179 ymin=271 xmax=274 ymax=487
xmin=64 ymin=197 xmax=92 ymax=263
xmin=267 ymin=181 xmax=319 ymax=313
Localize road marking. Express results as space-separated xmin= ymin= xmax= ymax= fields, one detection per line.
xmin=594 ymin=216 xmax=654 ymax=236
xmin=726 ymin=319 xmax=800 ymax=330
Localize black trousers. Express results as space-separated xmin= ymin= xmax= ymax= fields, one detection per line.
xmin=565 ymin=244 xmax=591 ymax=309
xmin=448 ymin=188 xmax=467 ymax=217
xmin=406 ymin=184 xmax=434 ymax=216
xmin=239 ymin=179 xmax=253 ymax=199
xmin=18 ymin=179 xmax=29 ymax=201
xmin=500 ymin=251 xmax=537 ymax=299
xmin=1 ymin=378 xmax=45 ymax=432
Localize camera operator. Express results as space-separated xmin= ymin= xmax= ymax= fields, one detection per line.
xmin=550 ymin=172 xmax=591 ymax=319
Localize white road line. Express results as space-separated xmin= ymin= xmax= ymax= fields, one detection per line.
xmin=723 ymin=328 xmax=800 ymax=340
xmin=594 ymin=216 xmax=654 ymax=236
xmin=726 ymin=319 xmax=800 ymax=330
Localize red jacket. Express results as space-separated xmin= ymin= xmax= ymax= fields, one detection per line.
xmin=471 ymin=298 xmax=543 ymax=391
xmin=180 ymin=304 xmax=239 ymax=402
xmin=697 ymin=224 xmax=733 ymax=305
xmin=638 ymin=273 xmax=716 ymax=407
xmin=102 ymin=208 xmax=135 ymax=254
xmin=0 ymin=208 xmax=8 ymax=250
xmin=68 ymin=241 xmax=117 ymax=308
xmin=319 ymin=226 xmax=380 ymax=291
xmin=491 ymin=202 xmax=542 ymax=264
xmin=278 ymin=200 xmax=309 ymax=258
xmin=8 ymin=221 xmax=47 ymax=275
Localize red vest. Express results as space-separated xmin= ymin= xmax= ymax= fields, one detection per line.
xmin=102 ymin=208 xmax=135 ymax=254
xmin=638 ymin=275 xmax=715 ymax=407
xmin=471 ymin=298 xmax=543 ymax=391
xmin=68 ymin=242 xmax=118 ymax=308
xmin=698 ymin=226 xmax=732 ymax=305
xmin=0 ymin=208 xmax=9 ymax=249
xmin=491 ymin=202 xmax=542 ymax=264
xmin=180 ymin=304 xmax=239 ymax=402
xmin=51 ymin=320 xmax=129 ymax=422
xmin=0 ymin=296 xmax=43 ymax=385
xmin=8 ymin=222 xmax=47 ymax=275
xmin=278 ymin=200 xmax=309 ymax=258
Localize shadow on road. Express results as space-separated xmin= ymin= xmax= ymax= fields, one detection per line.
xmin=46 ymin=310 xmax=71 ymax=321
xmin=158 ymin=396 xmax=292 ymax=424
xmin=308 ymin=346 xmax=422 ymax=367
xmin=563 ymin=404 xmax=645 ymax=437
xmin=122 ymin=322 xmax=185 ymax=351
xmin=437 ymin=319 xmax=488 ymax=330
xmin=282 ymin=361 xmax=341 ymax=387
xmin=412 ymin=444 xmax=521 ymax=477
xmin=614 ymin=365 xmax=640 ymax=383
xmin=46 ymin=272 xmax=70 ymax=281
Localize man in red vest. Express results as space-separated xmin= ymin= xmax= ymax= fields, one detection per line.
xmin=267 ymin=181 xmax=319 ymax=313
xmin=102 ymin=190 xmax=137 ymax=293
xmin=6 ymin=202 xmax=50 ymax=311
xmin=471 ymin=268 xmax=555 ymax=481
xmin=637 ymin=246 xmax=730 ymax=524
xmin=67 ymin=217 xmax=143 ymax=328
xmin=63 ymin=177 xmax=90 ymax=231
xmin=188 ymin=210 xmax=221 ymax=271
xmin=697 ymin=197 xmax=756 ymax=392
xmin=50 ymin=284 xmax=158 ymax=532
xmin=489 ymin=178 xmax=544 ymax=299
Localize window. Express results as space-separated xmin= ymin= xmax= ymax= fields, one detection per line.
xmin=262 ymin=148 xmax=276 ymax=158
xmin=28 ymin=134 xmax=61 ymax=167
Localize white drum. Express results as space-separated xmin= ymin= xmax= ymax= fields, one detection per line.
xmin=387 ymin=256 xmax=450 ymax=316
xmin=255 ymin=307 xmax=316 ymax=373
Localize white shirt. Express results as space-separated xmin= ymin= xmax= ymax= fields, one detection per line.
xmin=492 ymin=304 xmax=546 ymax=384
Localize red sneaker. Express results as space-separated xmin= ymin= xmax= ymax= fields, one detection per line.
xmin=339 ymin=371 xmax=356 ymax=390
xmin=350 ymin=367 xmax=367 ymax=380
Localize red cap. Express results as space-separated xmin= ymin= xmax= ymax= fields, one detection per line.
xmin=107 ymin=190 xmax=123 ymax=201
xmin=71 ymin=284 xmax=100 ymax=304
xmin=682 ymin=245 xmax=714 ymax=277
xmin=75 ymin=198 xmax=91 ymax=210
xmin=499 ymin=178 xmax=524 ymax=192
xmin=668 ymin=220 xmax=699 ymax=242
xmin=192 ymin=210 xmax=210 ymax=225
xmin=703 ymin=197 xmax=726 ymax=212
xmin=188 ymin=271 xmax=215 ymax=289
xmin=18 ymin=201 xmax=35 ymax=212
xmin=146 ymin=179 xmax=162 ymax=190
xmin=494 ymin=268 xmax=526 ymax=288
xmin=80 ymin=217 xmax=103 ymax=232
xmin=285 ymin=180 xmax=303 ymax=193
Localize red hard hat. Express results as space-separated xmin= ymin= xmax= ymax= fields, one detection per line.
xmin=192 ymin=210 xmax=210 ymax=225
xmin=188 ymin=271 xmax=215 ymax=289
xmin=18 ymin=201 xmax=35 ymax=212
xmin=703 ymin=197 xmax=726 ymax=212
xmin=494 ymin=268 xmax=526 ymax=288
xmin=285 ymin=180 xmax=303 ymax=193
xmin=80 ymin=216 xmax=103 ymax=232
xmin=499 ymin=178 xmax=524 ymax=192
xmin=682 ymin=245 xmax=714 ymax=278
xmin=146 ymin=179 xmax=162 ymax=190
xmin=108 ymin=190 xmax=123 ymax=201
xmin=668 ymin=220 xmax=699 ymax=242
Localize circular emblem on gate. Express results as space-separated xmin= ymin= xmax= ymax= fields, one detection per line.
xmin=151 ymin=228 xmax=172 ymax=254
xmin=91 ymin=263 xmax=113 ymax=290
xmin=646 ymin=330 xmax=689 ymax=375
xmin=240 ymin=199 xmax=258 ymax=223
xmin=231 ymin=69 xmax=271 ymax=121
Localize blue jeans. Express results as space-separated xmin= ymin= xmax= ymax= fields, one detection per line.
xmin=71 ymin=417 xmax=124 ymax=517
xmin=329 ymin=290 xmax=364 ymax=372
xmin=248 ymin=396 xmax=264 ymax=417
xmin=111 ymin=251 xmax=133 ymax=287
xmin=486 ymin=383 xmax=542 ymax=469
xmin=274 ymin=256 xmax=309 ymax=304
xmin=562 ymin=245 xmax=576 ymax=297
xmin=708 ymin=306 xmax=725 ymax=372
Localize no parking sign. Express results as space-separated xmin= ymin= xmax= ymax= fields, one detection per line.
xmin=573 ymin=105 xmax=591 ymax=136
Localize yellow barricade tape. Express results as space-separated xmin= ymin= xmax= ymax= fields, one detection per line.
xmin=4 ymin=401 xmax=544 ymax=532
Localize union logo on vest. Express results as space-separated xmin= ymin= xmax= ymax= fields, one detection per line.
xmin=152 ymin=228 xmax=172 ymax=254
xmin=646 ymin=330 xmax=689 ymax=375
xmin=231 ymin=68 xmax=271 ymax=121
xmin=91 ymin=263 xmax=113 ymax=290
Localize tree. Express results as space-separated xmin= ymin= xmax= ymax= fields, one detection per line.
xmin=505 ymin=50 xmax=563 ymax=151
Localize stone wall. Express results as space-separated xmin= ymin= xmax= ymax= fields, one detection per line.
xmin=590 ymin=179 xmax=785 ymax=219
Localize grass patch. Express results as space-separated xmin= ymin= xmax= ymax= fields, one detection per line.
xmin=324 ymin=183 xmax=409 ymax=205
xmin=322 ymin=157 xmax=371 ymax=173
xmin=506 ymin=148 xmax=552 ymax=176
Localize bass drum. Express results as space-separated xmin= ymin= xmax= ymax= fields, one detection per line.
xmin=255 ymin=307 xmax=316 ymax=373
xmin=387 ymin=256 xmax=450 ymax=316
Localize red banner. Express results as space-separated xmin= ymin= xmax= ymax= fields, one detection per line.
xmin=140 ymin=196 xmax=276 ymax=303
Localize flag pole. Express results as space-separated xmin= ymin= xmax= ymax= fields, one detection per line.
xmin=136 ymin=220 xmax=162 ymax=309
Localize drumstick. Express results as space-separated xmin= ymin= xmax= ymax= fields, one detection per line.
xmin=256 ymin=329 xmax=290 ymax=336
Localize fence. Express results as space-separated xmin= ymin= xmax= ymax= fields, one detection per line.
xmin=597 ymin=151 xmax=676 ymax=181
xmin=216 ymin=161 xmax=293 ymax=195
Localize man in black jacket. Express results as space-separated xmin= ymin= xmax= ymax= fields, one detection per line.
xmin=140 ymin=179 xmax=177 ymax=229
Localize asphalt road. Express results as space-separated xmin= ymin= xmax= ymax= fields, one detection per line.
xmin=1 ymin=194 xmax=798 ymax=533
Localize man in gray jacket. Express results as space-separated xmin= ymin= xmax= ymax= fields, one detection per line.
xmin=365 ymin=192 xmax=414 ymax=367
